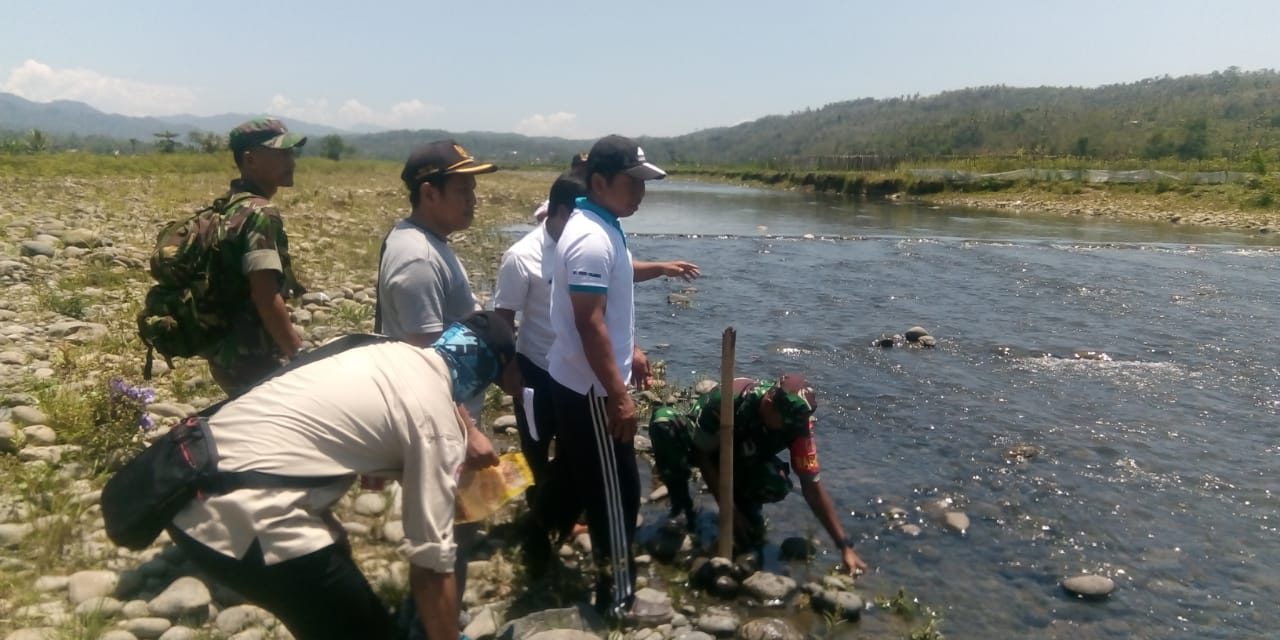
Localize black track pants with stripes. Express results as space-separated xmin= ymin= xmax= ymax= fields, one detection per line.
xmin=550 ymin=378 xmax=640 ymax=615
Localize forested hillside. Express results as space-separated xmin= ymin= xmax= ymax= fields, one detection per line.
xmin=650 ymin=68 xmax=1280 ymax=166
xmin=5 ymin=68 xmax=1279 ymax=168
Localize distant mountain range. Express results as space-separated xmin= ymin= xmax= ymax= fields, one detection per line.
xmin=4 ymin=67 xmax=1278 ymax=165
xmin=0 ymin=92 xmax=350 ymax=142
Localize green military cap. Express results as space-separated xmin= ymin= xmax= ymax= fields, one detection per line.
xmin=228 ymin=117 xmax=307 ymax=153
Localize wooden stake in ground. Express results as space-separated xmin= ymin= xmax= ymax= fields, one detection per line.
xmin=717 ymin=327 xmax=736 ymax=559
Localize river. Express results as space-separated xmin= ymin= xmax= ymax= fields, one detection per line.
xmin=591 ymin=181 xmax=1278 ymax=639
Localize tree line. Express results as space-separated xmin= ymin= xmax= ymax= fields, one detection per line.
xmin=1 ymin=129 xmax=354 ymax=161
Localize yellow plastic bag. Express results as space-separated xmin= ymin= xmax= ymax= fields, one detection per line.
xmin=456 ymin=452 xmax=534 ymax=523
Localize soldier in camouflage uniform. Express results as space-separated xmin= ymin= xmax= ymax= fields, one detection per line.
xmin=649 ymin=374 xmax=868 ymax=574
xmin=204 ymin=118 xmax=307 ymax=396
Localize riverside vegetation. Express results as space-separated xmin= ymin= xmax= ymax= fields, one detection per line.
xmin=675 ymin=160 xmax=1280 ymax=233
xmin=0 ymin=156 xmax=941 ymax=640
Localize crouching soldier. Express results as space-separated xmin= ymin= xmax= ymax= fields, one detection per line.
xmin=649 ymin=374 xmax=869 ymax=575
xmin=168 ymin=312 xmax=519 ymax=640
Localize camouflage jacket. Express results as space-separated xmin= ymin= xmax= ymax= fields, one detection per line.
xmin=204 ymin=179 xmax=304 ymax=367
xmin=687 ymin=379 xmax=821 ymax=478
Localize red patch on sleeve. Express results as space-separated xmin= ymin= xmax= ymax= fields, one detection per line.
xmin=789 ymin=417 xmax=821 ymax=477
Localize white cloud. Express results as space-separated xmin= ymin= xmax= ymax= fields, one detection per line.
xmin=515 ymin=112 xmax=580 ymax=137
xmin=1 ymin=59 xmax=198 ymax=116
xmin=270 ymin=95 xmax=443 ymax=129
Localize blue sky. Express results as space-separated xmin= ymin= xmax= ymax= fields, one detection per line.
xmin=2 ymin=0 xmax=1278 ymax=138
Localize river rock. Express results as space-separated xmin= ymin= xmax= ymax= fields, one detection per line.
xmin=97 ymin=631 xmax=137 ymax=640
xmin=821 ymin=574 xmax=854 ymax=591
xmin=158 ymin=626 xmax=199 ymax=640
xmin=736 ymin=618 xmax=803 ymax=640
xmin=496 ymin=603 xmax=607 ymax=640
xmin=18 ymin=445 xmax=80 ymax=464
xmin=300 ymin=292 xmax=330 ymax=305
xmin=0 ymin=422 xmax=19 ymax=453
xmin=463 ymin=604 xmax=500 ymax=640
xmin=46 ymin=321 xmax=109 ymax=343
xmin=382 ymin=520 xmax=405 ymax=543
xmin=944 ymin=511 xmax=970 ymax=533
xmin=61 ymin=229 xmax=105 ymax=248
xmin=34 ymin=575 xmax=69 ymax=592
xmin=695 ymin=607 xmax=740 ymax=636
xmin=492 ymin=414 xmax=517 ymax=429
xmin=121 ymin=600 xmax=151 ymax=619
xmin=21 ymin=425 xmax=56 ymax=446
xmin=0 ymin=260 xmax=24 ymax=276
xmin=917 ymin=335 xmax=937 ymax=347
xmin=628 ymin=587 xmax=674 ymax=627
xmin=742 ymin=572 xmax=796 ymax=603
xmin=354 ymin=492 xmax=388 ymax=516
xmin=74 ymin=596 xmax=123 ymax=617
xmin=811 ymin=589 xmax=863 ymax=620
xmin=215 ymin=605 xmax=271 ymax=634
xmin=712 ymin=575 xmax=740 ymax=599
xmin=525 ymin=632 xmax=597 ymax=640
xmin=672 ymin=632 xmax=714 ymax=640
xmin=776 ymin=537 xmax=814 ymax=561
xmin=147 ymin=576 xmax=212 ymax=620
xmin=20 ymin=241 xmax=56 ymax=258
xmin=1061 ymin=574 xmax=1115 ymax=598
xmin=0 ymin=350 xmax=28 ymax=365
xmin=122 ymin=617 xmax=171 ymax=638
xmin=904 ymin=326 xmax=930 ymax=342
xmin=899 ymin=523 xmax=923 ymax=537
xmin=68 ymin=570 xmax=119 ymax=604
xmin=645 ymin=526 xmax=689 ymax=563
xmin=4 ymin=629 xmax=58 ymax=640
xmin=10 ymin=406 xmax=46 ymax=426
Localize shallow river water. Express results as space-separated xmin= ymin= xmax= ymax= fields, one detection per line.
xmin=508 ymin=181 xmax=1280 ymax=638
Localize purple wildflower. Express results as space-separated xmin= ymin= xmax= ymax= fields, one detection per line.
xmin=106 ymin=377 xmax=157 ymax=431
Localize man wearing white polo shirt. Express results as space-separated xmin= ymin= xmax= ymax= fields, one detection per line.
xmin=548 ymin=134 xmax=666 ymax=618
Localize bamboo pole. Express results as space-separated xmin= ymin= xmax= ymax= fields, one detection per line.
xmin=717 ymin=327 xmax=736 ymax=559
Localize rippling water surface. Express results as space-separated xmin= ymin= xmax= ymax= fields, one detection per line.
xmin=513 ymin=181 xmax=1280 ymax=638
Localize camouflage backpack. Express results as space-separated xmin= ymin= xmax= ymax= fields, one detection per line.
xmin=136 ymin=193 xmax=257 ymax=378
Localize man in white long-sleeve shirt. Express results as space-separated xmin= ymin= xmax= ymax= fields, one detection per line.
xmin=169 ymin=312 xmax=518 ymax=640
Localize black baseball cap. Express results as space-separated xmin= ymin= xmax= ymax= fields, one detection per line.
xmin=401 ymin=139 xmax=498 ymax=188
xmin=585 ymin=135 xmax=666 ymax=181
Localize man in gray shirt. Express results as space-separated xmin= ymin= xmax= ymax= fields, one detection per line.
xmin=376 ymin=139 xmax=501 ymax=626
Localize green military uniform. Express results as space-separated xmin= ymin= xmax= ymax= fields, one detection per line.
xmin=203 ymin=179 xmax=305 ymax=393
xmin=204 ymin=118 xmax=307 ymax=395
xmin=650 ymin=377 xmax=820 ymax=547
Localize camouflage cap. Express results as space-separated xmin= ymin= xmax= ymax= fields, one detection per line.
xmin=228 ymin=118 xmax=307 ymax=153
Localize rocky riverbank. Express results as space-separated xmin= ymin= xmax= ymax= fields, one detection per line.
xmin=675 ymin=166 xmax=1280 ymax=233
xmin=915 ymin=187 xmax=1280 ymax=233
